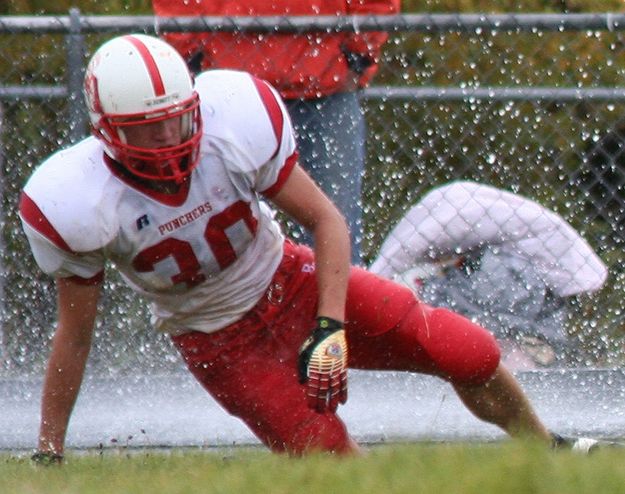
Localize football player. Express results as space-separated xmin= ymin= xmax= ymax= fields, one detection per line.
xmin=21 ymin=34 xmax=581 ymax=464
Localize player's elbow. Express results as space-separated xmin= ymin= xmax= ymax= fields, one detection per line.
xmin=310 ymin=203 xmax=349 ymax=241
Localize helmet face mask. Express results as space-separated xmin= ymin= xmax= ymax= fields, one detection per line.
xmin=84 ymin=34 xmax=202 ymax=183
xmin=98 ymin=94 xmax=201 ymax=182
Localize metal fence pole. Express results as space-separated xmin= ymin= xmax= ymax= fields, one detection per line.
xmin=66 ymin=7 xmax=87 ymax=143
xmin=2 ymin=14 xmax=625 ymax=104
xmin=0 ymin=101 xmax=4 ymax=367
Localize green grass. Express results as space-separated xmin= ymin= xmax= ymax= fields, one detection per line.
xmin=2 ymin=441 xmax=625 ymax=494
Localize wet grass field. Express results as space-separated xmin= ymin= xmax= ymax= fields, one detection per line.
xmin=2 ymin=441 xmax=625 ymax=494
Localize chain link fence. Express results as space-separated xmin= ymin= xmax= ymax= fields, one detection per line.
xmin=1 ymin=12 xmax=625 ymax=376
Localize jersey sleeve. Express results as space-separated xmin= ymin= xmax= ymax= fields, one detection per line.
xmin=19 ymin=191 xmax=105 ymax=283
xmin=249 ymin=77 xmax=298 ymax=198
xmin=195 ymin=70 xmax=298 ymax=198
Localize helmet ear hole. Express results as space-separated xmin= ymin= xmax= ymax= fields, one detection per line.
xmin=84 ymin=34 xmax=202 ymax=182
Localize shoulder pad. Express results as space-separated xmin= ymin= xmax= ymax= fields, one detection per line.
xmin=22 ymin=138 xmax=121 ymax=252
xmin=195 ymin=70 xmax=288 ymax=166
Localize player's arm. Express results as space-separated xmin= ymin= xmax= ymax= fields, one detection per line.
xmin=271 ymin=164 xmax=350 ymax=321
xmin=34 ymin=277 xmax=102 ymax=464
xmin=270 ymin=164 xmax=350 ymax=412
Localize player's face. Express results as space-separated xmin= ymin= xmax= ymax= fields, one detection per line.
xmin=122 ymin=116 xmax=183 ymax=149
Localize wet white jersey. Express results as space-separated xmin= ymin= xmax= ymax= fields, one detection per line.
xmin=20 ymin=70 xmax=297 ymax=334
xmin=370 ymin=181 xmax=607 ymax=297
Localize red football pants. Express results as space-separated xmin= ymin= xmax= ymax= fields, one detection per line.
xmin=171 ymin=241 xmax=500 ymax=455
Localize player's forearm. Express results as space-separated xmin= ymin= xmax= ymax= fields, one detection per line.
xmin=38 ymin=326 xmax=92 ymax=455
xmin=268 ymin=165 xmax=350 ymax=321
xmin=312 ymin=210 xmax=351 ymax=322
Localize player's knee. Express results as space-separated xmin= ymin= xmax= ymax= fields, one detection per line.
xmin=420 ymin=307 xmax=500 ymax=385
xmin=281 ymin=415 xmax=352 ymax=456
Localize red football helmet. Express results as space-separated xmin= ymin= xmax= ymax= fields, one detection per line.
xmin=84 ymin=34 xmax=202 ymax=182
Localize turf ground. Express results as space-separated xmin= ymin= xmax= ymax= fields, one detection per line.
xmin=3 ymin=441 xmax=625 ymax=494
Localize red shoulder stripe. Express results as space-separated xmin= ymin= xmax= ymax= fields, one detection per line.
xmin=19 ymin=192 xmax=74 ymax=253
xmin=252 ymin=76 xmax=284 ymax=160
xmin=262 ymin=152 xmax=298 ymax=198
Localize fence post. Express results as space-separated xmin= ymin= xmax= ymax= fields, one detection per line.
xmin=66 ymin=7 xmax=87 ymax=143
xmin=0 ymin=101 xmax=4 ymax=370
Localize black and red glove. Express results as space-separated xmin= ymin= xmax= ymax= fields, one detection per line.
xmin=298 ymin=317 xmax=348 ymax=413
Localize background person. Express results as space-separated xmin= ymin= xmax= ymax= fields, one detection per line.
xmin=370 ymin=180 xmax=608 ymax=370
xmin=22 ymin=35 xmax=593 ymax=464
xmin=152 ymin=0 xmax=401 ymax=264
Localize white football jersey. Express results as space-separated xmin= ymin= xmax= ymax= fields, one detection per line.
xmin=20 ymin=70 xmax=297 ymax=334
xmin=370 ymin=181 xmax=607 ymax=297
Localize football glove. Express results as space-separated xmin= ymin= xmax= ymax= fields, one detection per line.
xmin=298 ymin=317 xmax=348 ymax=413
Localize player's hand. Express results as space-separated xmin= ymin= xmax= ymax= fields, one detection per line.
xmin=298 ymin=317 xmax=348 ymax=413
xmin=31 ymin=451 xmax=64 ymax=466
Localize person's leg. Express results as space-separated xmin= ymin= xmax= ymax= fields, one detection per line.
xmin=171 ymin=243 xmax=361 ymax=456
xmin=172 ymin=326 xmax=361 ymax=456
xmin=286 ymin=92 xmax=365 ymax=265
xmin=345 ymin=268 xmax=552 ymax=443
xmin=453 ymin=364 xmax=551 ymax=440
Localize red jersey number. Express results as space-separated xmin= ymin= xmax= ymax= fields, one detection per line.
xmin=132 ymin=201 xmax=258 ymax=288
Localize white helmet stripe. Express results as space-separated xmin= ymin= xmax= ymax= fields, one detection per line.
xmin=123 ymin=35 xmax=166 ymax=97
